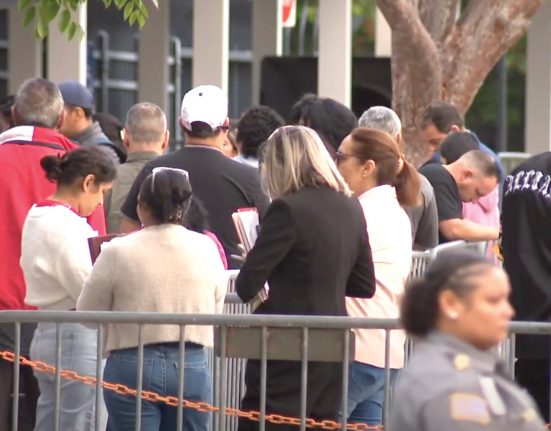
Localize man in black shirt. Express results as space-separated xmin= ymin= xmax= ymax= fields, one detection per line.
xmin=420 ymin=150 xmax=500 ymax=243
xmin=120 ymin=85 xmax=270 ymax=268
xmin=501 ymin=152 xmax=551 ymax=420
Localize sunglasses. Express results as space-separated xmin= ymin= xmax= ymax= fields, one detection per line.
xmin=151 ymin=167 xmax=190 ymax=193
xmin=334 ymin=151 xmax=364 ymax=166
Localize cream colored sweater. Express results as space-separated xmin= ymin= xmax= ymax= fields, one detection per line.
xmin=77 ymin=224 xmax=227 ymax=353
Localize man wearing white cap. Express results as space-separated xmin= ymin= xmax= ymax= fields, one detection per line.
xmin=120 ymin=85 xmax=270 ymax=268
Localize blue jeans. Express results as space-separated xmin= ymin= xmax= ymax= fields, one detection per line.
xmin=346 ymin=362 xmax=398 ymax=426
xmin=30 ymin=322 xmax=106 ymax=431
xmin=104 ymin=343 xmax=211 ymax=431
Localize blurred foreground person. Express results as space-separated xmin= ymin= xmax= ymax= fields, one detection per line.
xmin=389 ymin=251 xmax=545 ymax=431
xmin=236 ymin=125 xmax=375 ymax=431
xmin=79 ymin=168 xmax=226 ymax=431
xmin=21 ymin=146 xmax=115 ymax=431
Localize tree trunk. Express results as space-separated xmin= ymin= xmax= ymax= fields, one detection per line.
xmin=375 ymin=0 xmax=543 ymax=167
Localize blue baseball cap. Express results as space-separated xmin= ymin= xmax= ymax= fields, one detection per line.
xmin=58 ymin=80 xmax=95 ymax=111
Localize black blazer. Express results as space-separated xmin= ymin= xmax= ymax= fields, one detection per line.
xmin=236 ymin=186 xmax=375 ymax=316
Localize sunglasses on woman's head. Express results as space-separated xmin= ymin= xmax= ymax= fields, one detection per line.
xmin=151 ymin=167 xmax=190 ymax=193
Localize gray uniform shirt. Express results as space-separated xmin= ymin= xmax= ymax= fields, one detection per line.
xmin=389 ymin=331 xmax=545 ymax=431
xmin=405 ymin=174 xmax=438 ymax=250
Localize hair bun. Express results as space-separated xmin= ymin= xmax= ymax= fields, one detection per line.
xmin=40 ymin=154 xmax=63 ymax=182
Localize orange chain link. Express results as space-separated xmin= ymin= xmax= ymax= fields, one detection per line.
xmin=1 ymin=350 xmax=383 ymax=430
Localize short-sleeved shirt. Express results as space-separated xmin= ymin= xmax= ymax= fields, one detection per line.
xmin=121 ymin=145 xmax=270 ymax=269
xmin=405 ymin=174 xmax=438 ymax=250
xmin=419 ymin=164 xmax=462 ymax=243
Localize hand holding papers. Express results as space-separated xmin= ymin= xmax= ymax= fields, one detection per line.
xmin=232 ymin=208 xmax=268 ymax=310
xmin=231 ymin=208 xmax=259 ymax=253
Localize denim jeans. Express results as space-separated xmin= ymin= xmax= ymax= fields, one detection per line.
xmin=30 ymin=322 xmax=106 ymax=431
xmin=103 ymin=342 xmax=211 ymax=431
xmin=346 ymin=361 xmax=398 ymax=426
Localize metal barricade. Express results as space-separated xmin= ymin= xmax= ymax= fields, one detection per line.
xmin=2 ymin=310 xmax=549 ymax=431
xmin=498 ymin=151 xmax=532 ymax=175
xmin=216 ymin=270 xmax=251 ymax=431
xmin=1 ymin=311 xmax=400 ymax=431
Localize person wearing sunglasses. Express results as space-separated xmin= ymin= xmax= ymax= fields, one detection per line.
xmin=336 ymin=127 xmax=420 ymax=427
xmin=78 ymin=168 xmax=226 ymax=431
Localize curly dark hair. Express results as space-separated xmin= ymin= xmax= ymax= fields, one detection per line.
xmin=236 ymin=105 xmax=284 ymax=159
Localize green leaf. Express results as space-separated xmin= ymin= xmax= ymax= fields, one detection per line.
xmin=69 ymin=23 xmax=84 ymax=41
xmin=18 ymin=0 xmax=34 ymax=12
xmin=137 ymin=13 xmax=146 ymax=28
xmin=123 ymin=1 xmax=133 ymax=20
xmin=36 ymin=18 xmax=48 ymax=38
xmin=58 ymin=8 xmax=71 ymax=32
xmin=67 ymin=21 xmax=77 ymax=40
xmin=22 ymin=5 xmax=36 ymax=26
xmin=103 ymin=0 xmax=112 ymax=8
xmin=67 ymin=0 xmax=77 ymax=12
xmin=39 ymin=0 xmax=60 ymax=23
xmin=114 ymin=0 xmax=127 ymax=10
xmin=139 ymin=1 xmax=148 ymax=18
xmin=128 ymin=10 xmax=137 ymax=26
xmin=150 ymin=0 xmax=158 ymax=8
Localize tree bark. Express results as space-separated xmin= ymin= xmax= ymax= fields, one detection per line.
xmin=375 ymin=0 xmax=543 ymax=166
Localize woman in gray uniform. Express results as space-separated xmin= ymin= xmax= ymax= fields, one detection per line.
xmin=389 ymin=250 xmax=545 ymax=431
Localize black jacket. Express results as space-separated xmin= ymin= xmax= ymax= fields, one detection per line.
xmin=236 ymin=185 xmax=376 ymax=316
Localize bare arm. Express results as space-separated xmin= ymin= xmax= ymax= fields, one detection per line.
xmin=439 ymin=218 xmax=499 ymax=241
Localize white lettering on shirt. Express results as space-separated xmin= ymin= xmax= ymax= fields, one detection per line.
xmin=505 ymin=170 xmax=551 ymax=200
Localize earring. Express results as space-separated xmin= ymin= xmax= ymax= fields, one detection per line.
xmin=447 ymin=312 xmax=458 ymax=320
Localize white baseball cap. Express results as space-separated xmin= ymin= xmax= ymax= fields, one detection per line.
xmin=180 ymin=85 xmax=228 ymax=131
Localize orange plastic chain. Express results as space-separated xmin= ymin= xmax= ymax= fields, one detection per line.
xmin=0 ymin=350 xmax=383 ymax=430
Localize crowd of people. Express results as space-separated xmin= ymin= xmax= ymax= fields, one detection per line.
xmin=0 ymin=76 xmax=549 ymax=431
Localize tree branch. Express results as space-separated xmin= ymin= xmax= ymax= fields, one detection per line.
xmin=375 ymin=0 xmax=441 ymax=103
xmin=418 ymin=0 xmax=460 ymax=44
xmin=442 ymin=0 xmax=542 ymax=112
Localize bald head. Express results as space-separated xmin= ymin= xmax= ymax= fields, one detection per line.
xmin=448 ymin=150 xmax=499 ymax=203
xmin=457 ymin=150 xmax=500 ymax=181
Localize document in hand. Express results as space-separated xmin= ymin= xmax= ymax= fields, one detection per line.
xmin=232 ymin=207 xmax=268 ymax=310
xmin=232 ymin=208 xmax=259 ymax=253
xmin=88 ymin=234 xmax=122 ymax=264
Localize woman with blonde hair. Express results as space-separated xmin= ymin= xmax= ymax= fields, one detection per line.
xmin=236 ymin=125 xmax=376 ymax=431
xmin=336 ymin=127 xmax=419 ymax=426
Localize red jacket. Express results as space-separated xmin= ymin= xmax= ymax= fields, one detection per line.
xmin=0 ymin=126 xmax=107 ymax=310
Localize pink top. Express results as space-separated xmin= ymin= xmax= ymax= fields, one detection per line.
xmin=346 ymin=186 xmax=412 ymax=369
xmin=462 ymin=186 xmax=499 ymax=261
xmin=204 ymin=229 xmax=228 ymax=270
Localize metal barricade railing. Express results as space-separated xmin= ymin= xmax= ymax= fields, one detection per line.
xmin=0 ymin=240 xmax=495 ymax=431
xmin=1 ymin=311 xmax=549 ymax=431
xmin=498 ymin=151 xmax=532 ymax=175
xmin=1 ymin=311 xmax=399 ymax=431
